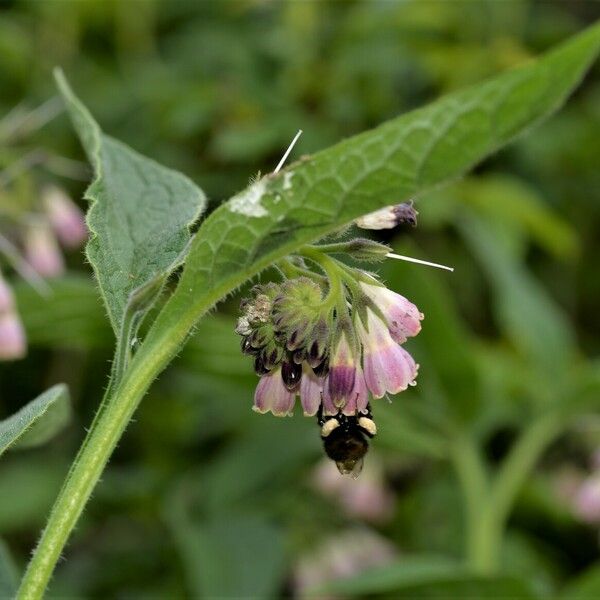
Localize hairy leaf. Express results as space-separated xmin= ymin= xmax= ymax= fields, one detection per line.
xmin=144 ymin=25 xmax=599 ymax=352
xmin=0 ymin=384 xmax=70 ymax=456
xmin=54 ymin=69 xmax=207 ymax=339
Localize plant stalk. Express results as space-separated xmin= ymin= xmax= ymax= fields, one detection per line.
xmin=468 ymin=411 xmax=564 ymax=575
xmin=16 ymin=300 xmax=198 ymax=599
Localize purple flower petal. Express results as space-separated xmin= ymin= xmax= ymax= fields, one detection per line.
xmin=360 ymin=281 xmax=423 ymax=343
xmin=342 ymin=366 xmax=369 ymax=416
xmin=253 ymin=368 xmax=295 ymax=416
xmin=300 ymin=365 xmax=323 ymax=416
xmin=358 ymin=310 xmax=418 ymax=398
xmin=328 ymin=332 xmax=356 ymax=407
xmin=321 ymin=375 xmax=338 ymax=416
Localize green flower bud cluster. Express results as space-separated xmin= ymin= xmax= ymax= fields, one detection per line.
xmin=237 ymin=278 xmax=331 ymax=384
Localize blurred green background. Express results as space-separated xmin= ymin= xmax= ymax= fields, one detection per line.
xmin=1 ymin=1 xmax=600 ymax=598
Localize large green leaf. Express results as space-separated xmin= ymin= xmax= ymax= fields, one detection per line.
xmin=54 ymin=69 xmax=207 ymax=344
xmin=0 ymin=384 xmax=70 ymax=456
xmin=142 ymin=24 xmax=600 ymax=355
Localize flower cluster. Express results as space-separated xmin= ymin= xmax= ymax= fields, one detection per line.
xmin=236 ymin=257 xmax=423 ymax=420
xmin=0 ymin=185 xmax=87 ymax=360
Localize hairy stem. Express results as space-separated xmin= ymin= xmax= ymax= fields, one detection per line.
xmin=17 ymin=300 xmax=198 ymax=599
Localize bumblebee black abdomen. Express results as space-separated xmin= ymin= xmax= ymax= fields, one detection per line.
xmin=317 ymin=405 xmax=377 ymax=477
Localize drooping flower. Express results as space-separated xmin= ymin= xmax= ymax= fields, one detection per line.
xmin=327 ymin=328 xmax=357 ymax=408
xmin=236 ymin=248 xmax=426 ymax=474
xmin=300 ymin=364 xmax=323 ymax=416
xmin=253 ymin=367 xmax=295 ymax=417
xmin=322 ymin=363 xmax=368 ymax=417
xmin=357 ymin=309 xmax=418 ymax=399
xmin=239 ymin=271 xmax=421 ymax=415
xmin=359 ymin=278 xmax=423 ymax=343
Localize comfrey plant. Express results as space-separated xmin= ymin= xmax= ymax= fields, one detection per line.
xmin=0 ymin=26 xmax=596 ymax=599
xmin=235 ymin=224 xmax=427 ymax=475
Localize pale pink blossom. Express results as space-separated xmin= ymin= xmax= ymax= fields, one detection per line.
xmin=300 ymin=364 xmax=323 ymax=416
xmin=360 ymin=280 xmax=423 ymax=344
xmin=323 ymin=363 xmax=369 ymax=416
xmin=357 ymin=310 xmax=418 ymax=398
xmin=253 ymin=368 xmax=295 ymax=416
xmin=313 ymin=457 xmax=395 ymax=523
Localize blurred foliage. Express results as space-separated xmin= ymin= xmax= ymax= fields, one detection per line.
xmin=0 ymin=1 xmax=599 ymax=598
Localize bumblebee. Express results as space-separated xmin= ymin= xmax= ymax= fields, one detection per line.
xmin=317 ymin=404 xmax=377 ymax=477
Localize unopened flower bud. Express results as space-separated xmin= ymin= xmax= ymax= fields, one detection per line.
xmin=342 ymin=239 xmax=391 ymax=262
xmin=281 ymin=358 xmax=302 ymax=391
xmin=355 ymin=201 xmax=418 ymax=230
xmin=42 ymin=185 xmax=87 ymax=248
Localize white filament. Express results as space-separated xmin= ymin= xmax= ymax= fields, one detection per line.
xmin=387 ymin=252 xmax=454 ymax=272
xmin=274 ymin=129 xmax=303 ymax=174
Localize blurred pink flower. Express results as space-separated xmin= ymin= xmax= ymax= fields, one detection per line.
xmin=42 ymin=185 xmax=87 ymax=248
xmin=0 ymin=270 xmax=26 ymax=360
xmin=0 ymin=311 xmax=26 ymax=360
xmin=293 ymin=528 xmax=397 ymax=598
xmin=312 ymin=456 xmax=395 ymax=523
xmin=359 ymin=279 xmax=423 ymax=344
xmin=24 ymin=220 xmax=65 ymax=278
xmin=356 ymin=309 xmax=418 ymax=399
xmin=574 ymin=474 xmax=600 ymax=524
